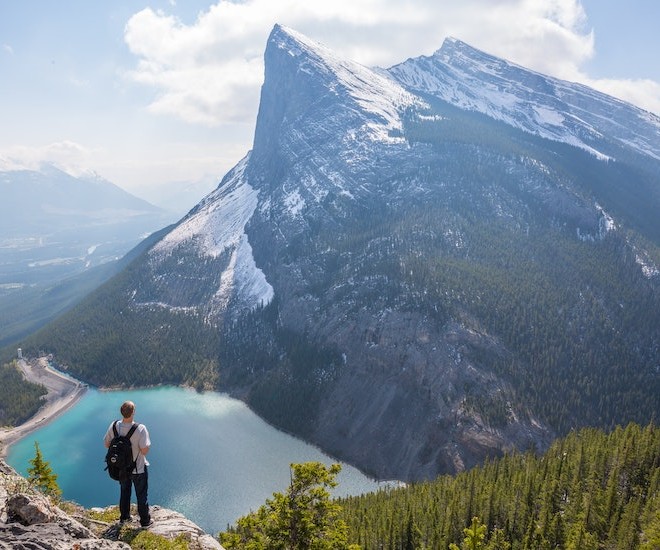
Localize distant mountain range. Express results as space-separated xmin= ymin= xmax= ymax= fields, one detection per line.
xmin=0 ymin=164 xmax=173 ymax=345
xmin=17 ymin=25 xmax=660 ymax=481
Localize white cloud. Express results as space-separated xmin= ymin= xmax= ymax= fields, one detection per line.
xmin=123 ymin=0 xmax=659 ymax=123
xmin=584 ymin=77 xmax=660 ymax=117
xmin=0 ymin=141 xmax=98 ymax=175
xmin=124 ymin=5 xmax=266 ymax=125
xmin=0 ymin=138 xmax=246 ymax=196
xmin=2 ymin=44 xmax=14 ymax=55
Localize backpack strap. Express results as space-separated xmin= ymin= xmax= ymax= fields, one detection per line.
xmin=112 ymin=421 xmax=138 ymax=440
xmin=126 ymin=423 xmax=138 ymax=439
xmin=126 ymin=423 xmax=139 ymax=473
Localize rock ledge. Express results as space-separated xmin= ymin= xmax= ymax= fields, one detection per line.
xmin=0 ymin=460 xmax=223 ymax=549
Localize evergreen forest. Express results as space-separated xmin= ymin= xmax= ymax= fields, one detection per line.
xmin=0 ymin=360 xmax=46 ymax=428
xmin=335 ymin=423 xmax=659 ymax=549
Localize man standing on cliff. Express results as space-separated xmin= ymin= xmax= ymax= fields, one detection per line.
xmin=104 ymin=400 xmax=152 ymax=527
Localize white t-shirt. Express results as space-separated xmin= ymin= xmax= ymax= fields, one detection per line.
xmin=104 ymin=420 xmax=151 ymax=474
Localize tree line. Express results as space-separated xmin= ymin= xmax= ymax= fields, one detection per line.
xmin=218 ymin=423 xmax=658 ymax=549
xmin=0 ymin=360 xmax=46 ymax=428
xmin=336 ymin=422 xmax=659 ymax=549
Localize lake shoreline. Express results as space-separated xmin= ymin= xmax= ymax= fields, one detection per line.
xmin=0 ymin=357 xmax=87 ymax=458
xmin=4 ymin=385 xmax=389 ymax=534
xmin=1 ymin=358 xmax=393 ymax=487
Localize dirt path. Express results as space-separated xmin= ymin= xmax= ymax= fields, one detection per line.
xmin=0 ymin=357 xmax=87 ymax=457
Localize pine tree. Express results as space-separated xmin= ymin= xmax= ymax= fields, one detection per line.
xmin=639 ymin=510 xmax=660 ymax=550
xmin=450 ymin=517 xmax=487 ymax=550
xmin=485 ymin=529 xmax=510 ymax=550
xmin=221 ymin=462 xmax=360 ymax=549
xmin=339 ymin=423 xmax=658 ymax=550
xmin=27 ymin=441 xmax=61 ymax=499
xmin=404 ymin=511 xmax=423 ymax=550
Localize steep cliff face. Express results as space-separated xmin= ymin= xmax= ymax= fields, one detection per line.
xmin=233 ymin=26 xmax=558 ymax=479
xmin=31 ymin=25 xmax=659 ymax=482
xmin=310 ymin=313 xmax=550 ymax=480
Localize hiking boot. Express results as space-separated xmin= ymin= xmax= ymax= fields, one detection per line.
xmin=140 ymin=519 xmax=154 ymax=528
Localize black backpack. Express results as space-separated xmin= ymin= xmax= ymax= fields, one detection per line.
xmin=105 ymin=421 xmax=138 ymax=481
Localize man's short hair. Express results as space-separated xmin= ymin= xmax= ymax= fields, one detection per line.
xmin=120 ymin=401 xmax=135 ymax=419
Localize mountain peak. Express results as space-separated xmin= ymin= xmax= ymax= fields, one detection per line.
xmin=389 ymin=36 xmax=660 ymax=161
xmin=435 ymin=35 xmax=470 ymax=53
xmin=268 ymin=23 xmax=332 ymax=60
xmin=267 ymin=23 xmax=418 ymax=119
xmin=252 ymin=24 xmax=418 ymax=168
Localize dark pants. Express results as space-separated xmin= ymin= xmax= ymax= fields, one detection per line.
xmin=119 ymin=466 xmax=150 ymax=525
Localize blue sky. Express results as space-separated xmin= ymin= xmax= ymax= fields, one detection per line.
xmin=1 ymin=0 xmax=658 ymax=199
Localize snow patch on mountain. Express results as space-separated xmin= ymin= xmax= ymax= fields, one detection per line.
xmin=284 ymin=188 xmax=305 ymax=217
xmin=629 ymin=241 xmax=660 ymax=279
xmin=389 ymin=51 xmax=607 ymax=160
xmin=533 ymin=106 xmax=564 ymax=127
xmin=152 ymin=157 xmax=256 ymax=258
xmin=212 ymin=233 xmax=274 ymax=313
xmin=577 ymin=203 xmax=617 ymax=242
xmin=150 ymin=155 xmax=274 ymax=312
xmin=134 ymin=301 xmax=198 ymax=314
xmin=636 ymin=254 xmax=660 ymax=279
xmin=595 ymin=203 xmax=616 ymax=235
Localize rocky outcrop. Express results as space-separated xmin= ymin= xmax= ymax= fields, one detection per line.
xmin=0 ymin=460 xmax=223 ymax=549
xmin=145 ymin=506 xmax=223 ymax=549
xmin=309 ymin=312 xmax=552 ymax=480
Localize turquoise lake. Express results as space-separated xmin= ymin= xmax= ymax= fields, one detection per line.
xmin=6 ymin=386 xmax=386 ymax=534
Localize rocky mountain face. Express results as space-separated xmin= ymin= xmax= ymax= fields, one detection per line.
xmin=26 ymin=26 xmax=660 ymax=482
